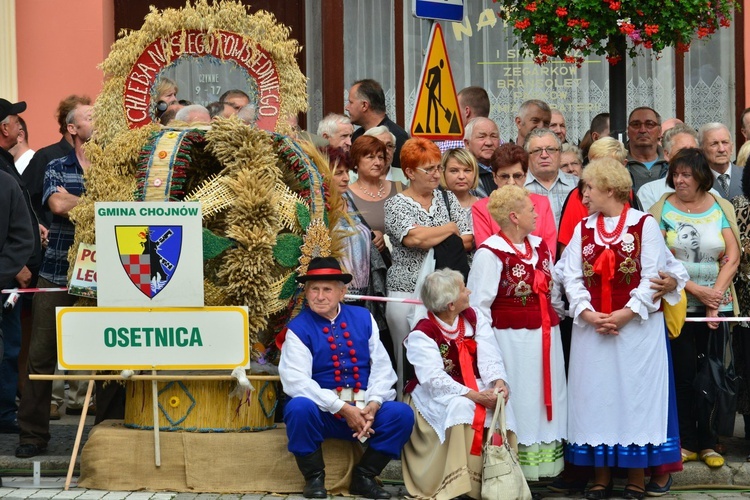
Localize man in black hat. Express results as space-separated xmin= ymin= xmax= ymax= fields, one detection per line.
xmin=0 ymin=99 xmax=42 ymax=435
xmin=278 ymin=257 xmax=413 ymax=499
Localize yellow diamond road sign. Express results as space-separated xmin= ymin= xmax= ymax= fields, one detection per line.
xmin=410 ymin=23 xmax=463 ymax=140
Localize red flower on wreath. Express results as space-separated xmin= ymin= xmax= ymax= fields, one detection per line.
xmin=555 ymin=6 xmax=568 ymax=16
xmin=525 ymin=2 xmax=538 ymax=11
xmin=609 ymin=1 xmax=622 ymax=10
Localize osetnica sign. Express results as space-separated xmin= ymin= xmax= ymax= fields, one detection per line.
xmin=56 ymin=307 xmax=250 ymax=370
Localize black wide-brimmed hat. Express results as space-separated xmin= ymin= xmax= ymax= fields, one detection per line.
xmin=296 ymin=257 xmax=352 ymax=284
xmin=0 ymin=99 xmax=26 ymax=122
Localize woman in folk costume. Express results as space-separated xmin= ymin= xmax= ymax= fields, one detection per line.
xmin=467 ymin=184 xmax=567 ymax=481
xmin=556 ymin=158 xmax=686 ymax=500
xmin=402 ymin=269 xmax=512 ymax=499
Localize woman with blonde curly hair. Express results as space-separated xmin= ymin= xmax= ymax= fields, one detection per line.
xmin=556 ymin=158 xmax=687 ymax=499
xmin=467 ymin=184 xmax=567 ymax=482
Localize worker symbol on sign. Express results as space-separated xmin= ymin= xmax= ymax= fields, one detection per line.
xmin=425 ymin=60 xmax=445 ymax=133
xmin=416 ymin=60 xmax=461 ymax=135
xmin=410 ymin=23 xmax=463 ymax=139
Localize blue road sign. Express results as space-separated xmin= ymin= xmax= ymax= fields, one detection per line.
xmin=412 ymin=0 xmax=464 ymax=23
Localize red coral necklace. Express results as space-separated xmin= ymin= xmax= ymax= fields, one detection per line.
xmin=428 ymin=311 xmax=465 ymax=338
xmin=497 ymin=230 xmax=533 ymax=260
xmin=596 ymin=205 xmax=628 ymax=245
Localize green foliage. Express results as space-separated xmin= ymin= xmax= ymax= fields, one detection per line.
xmin=202 ymin=227 xmax=236 ymax=260
xmin=494 ymin=0 xmax=739 ymax=64
xmin=273 ymin=233 xmax=304 ymax=267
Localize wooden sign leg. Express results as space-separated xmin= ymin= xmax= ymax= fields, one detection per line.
xmin=64 ymin=375 xmax=95 ymax=491
xmin=152 ymin=370 xmax=161 ymax=467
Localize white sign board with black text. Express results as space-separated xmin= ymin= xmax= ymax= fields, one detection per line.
xmin=95 ymin=202 xmax=203 ymax=307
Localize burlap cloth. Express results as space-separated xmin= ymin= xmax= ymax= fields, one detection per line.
xmin=79 ymin=420 xmax=363 ymax=494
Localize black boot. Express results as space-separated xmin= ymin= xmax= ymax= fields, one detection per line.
xmin=295 ymin=448 xmax=327 ymax=498
xmin=350 ymin=447 xmax=392 ymax=499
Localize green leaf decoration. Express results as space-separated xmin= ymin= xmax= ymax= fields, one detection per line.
xmin=279 ymin=272 xmax=299 ymax=300
xmin=296 ymin=202 xmax=311 ymax=230
xmin=202 ymin=228 xmax=236 ymax=260
xmin=273 ymin=233 xmax=304 ymax=267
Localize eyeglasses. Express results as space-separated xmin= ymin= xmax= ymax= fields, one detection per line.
xmin=384 ymin=143 xmax=396 ymax=150
xmin=496 ymin=172 xmax=526 ymax=181
xmin=529 ymin=147 xmax=560 ymax=156
xmin=628 ymin=120 xmax=660 ymax=130
xmin=416 ymin=165 xmax=444 ymax=175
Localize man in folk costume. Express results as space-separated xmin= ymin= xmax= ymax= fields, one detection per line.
xmin=278 ymin=257 xmax=413 ymax=499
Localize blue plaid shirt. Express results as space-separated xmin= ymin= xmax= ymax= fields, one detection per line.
xmin=39 ymin=150 xmax=85 ymax=286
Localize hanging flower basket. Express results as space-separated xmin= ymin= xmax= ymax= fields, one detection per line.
xmin=494 ymin=0 xmax=739 ymax=65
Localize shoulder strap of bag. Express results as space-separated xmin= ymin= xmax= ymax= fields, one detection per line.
xmin=343 ymin=191 xmax=373 ymax=231
xmin=440 ymin=187 xmax=452 ymax=219
xmin=486 ymin=389 xmax=507 ymax=446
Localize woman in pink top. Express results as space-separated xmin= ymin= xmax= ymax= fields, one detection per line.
xmin=472 ymin=143 xmax=557 ymax=260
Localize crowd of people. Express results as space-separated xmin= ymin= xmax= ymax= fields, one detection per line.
xmin=286 ymin=80 xmax=750 ymax=500
xmin=3 ymin=76 xmax=750 ymax=499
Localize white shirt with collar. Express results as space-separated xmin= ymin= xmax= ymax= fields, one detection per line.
xmin=279 ymin=304 xmax=397 ymax=414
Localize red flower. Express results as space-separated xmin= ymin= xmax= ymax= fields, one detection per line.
xmin=524 ymin=2 xmax=537 ymax=11
xmin=644 ymin=24 xmax=659 ymax=36
xmin=606 ymin=54 xmax=622 ymax=65
xmin=608 ymin=1 xmax=621 ymax=10
xmin=555 ymin=6 xmax=568 ymax=16
xmin=619 ymin=22 xmax=635 ymax=35
xmin=534 ymin=33 xmax=549 ymax=45
xmin=580 ymin=19 xmax=590 ymax=28
xmin=719 ymin=17 xmax=731 ymax=27
xmin=540 ymin=44 xmax=556 ymax=56
xmin=514 ymin=18 xmax=531 ymax=29
xmin=564 ymin=55 xmax=576 ymax=63
xmin=643 ymin=40 xmax=653 ymax=49
xmin=567 ymin=18 xmax=580 ymax=27
xmin=676 ymin=42 xmax=691 ymax=53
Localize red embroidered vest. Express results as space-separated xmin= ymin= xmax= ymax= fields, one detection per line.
xmin=580 ymin=214 xmax=658 ymax=312
xmin=479 ymin=239 xmax=560 ymax=330
xmin=404 ymin=308 xmax=479 ymax=394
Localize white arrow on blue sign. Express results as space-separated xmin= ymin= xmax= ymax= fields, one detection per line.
xmin=412 ymin=0 xmax=464 ymax=23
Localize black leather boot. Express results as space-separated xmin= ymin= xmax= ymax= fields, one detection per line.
xmin=294 ymin=448 xmax=327 ymax=498
xmin=349 ymin=447 xmax=392 ymax=499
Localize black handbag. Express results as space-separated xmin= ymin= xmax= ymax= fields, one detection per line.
xmin=434 ymin=188 xmax=470 ymax=281
xmin=693 ymin=322 xmax=739 ymax=437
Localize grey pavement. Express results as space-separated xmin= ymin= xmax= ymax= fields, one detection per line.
xmin=2 ymin=410 xmax=750 ymax=498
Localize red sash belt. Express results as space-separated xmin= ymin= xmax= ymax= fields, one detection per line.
xmin=593 ymin=246 xmax=615 ymax=314
xmin=458 ymin=336 xmax=485 ymax=456
xmin=532 ymin=269 xmax=553 ymax=421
